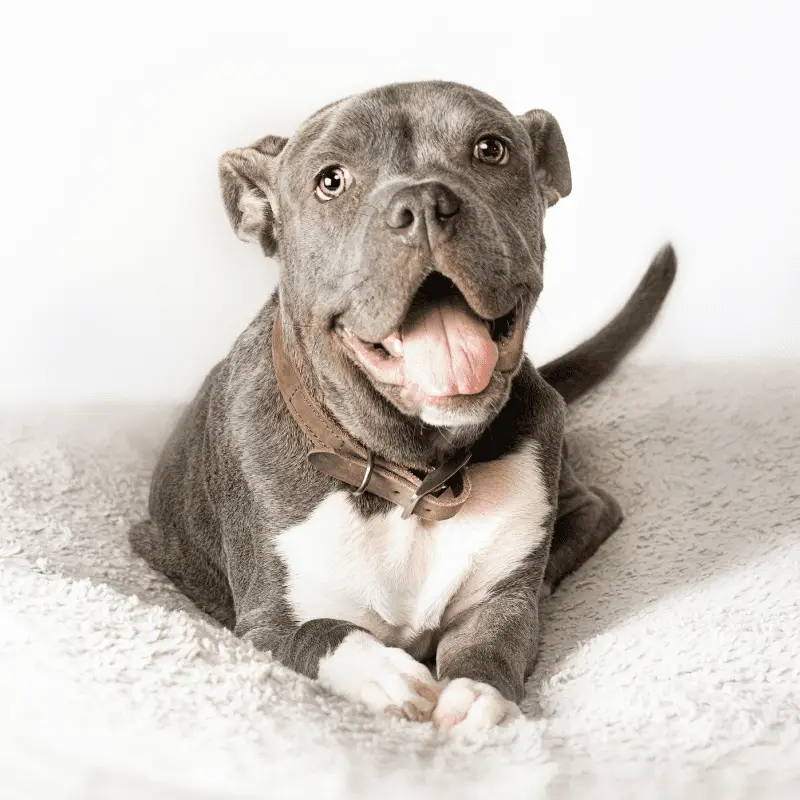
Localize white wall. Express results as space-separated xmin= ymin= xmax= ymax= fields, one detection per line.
xmin=1 ymin=0 xmax=798 ymax=403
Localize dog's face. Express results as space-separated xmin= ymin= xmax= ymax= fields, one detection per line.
xmin=220 ymin=82 xmax=570 ymax=433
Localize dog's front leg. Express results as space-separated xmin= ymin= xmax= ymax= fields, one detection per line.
xmin=433 ymin=572 xmax=545 ymax=733
xmin=236 ymin=612 xmax=440 ymax=721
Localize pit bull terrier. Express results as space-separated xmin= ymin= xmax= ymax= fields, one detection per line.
xmin=130 ymin=81 xmax=676 ymax=734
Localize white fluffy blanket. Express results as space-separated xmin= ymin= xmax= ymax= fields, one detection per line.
xmin=2 ymin=364 xmax=799 ymax=799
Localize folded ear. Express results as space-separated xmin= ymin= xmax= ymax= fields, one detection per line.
xmin=218 ymin=134 xmax=288 ymax=255
xmin=518 ymin=110 xmax=571 ymax=207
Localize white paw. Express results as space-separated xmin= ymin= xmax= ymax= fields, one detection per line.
xmin=317 ymin=631 xmax=440 ymax=721
xmin=432 ymin=678 xmax=522 ymax=734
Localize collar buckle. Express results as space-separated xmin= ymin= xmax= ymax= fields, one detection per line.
xmin=400 ymin=451 xmax=472 ymax=520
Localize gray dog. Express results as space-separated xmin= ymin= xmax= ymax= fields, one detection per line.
xmin=130 ymin=81 xmax=675 ymax=733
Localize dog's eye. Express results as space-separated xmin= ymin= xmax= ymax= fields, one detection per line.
xmin=314 ymin=166 xmax=352 ymax=201
xmin=474 ymin=137 xmax=509 ymax=166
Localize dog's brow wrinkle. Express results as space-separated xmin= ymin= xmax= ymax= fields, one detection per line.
xmin=394 ymin=113 xmax=416 ymax=170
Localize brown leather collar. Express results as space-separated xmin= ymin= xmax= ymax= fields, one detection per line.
xmin=271 ymin=310 xmax=472 ymax=521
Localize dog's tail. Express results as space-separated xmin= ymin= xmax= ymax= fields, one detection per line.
xmin=539 ymin=243 xmax=677 ymax=405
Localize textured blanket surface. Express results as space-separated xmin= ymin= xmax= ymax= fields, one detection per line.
xmin=1 ymin=364 xmax=799 ymax=799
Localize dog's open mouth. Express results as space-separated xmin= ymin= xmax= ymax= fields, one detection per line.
xmin=337 ymin=273 xmax=524 ymax=400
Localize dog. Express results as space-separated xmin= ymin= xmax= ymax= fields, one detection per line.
xmin=130 ymin=81 xmax=676 ymax=734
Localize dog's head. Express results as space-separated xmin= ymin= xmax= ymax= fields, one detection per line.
xmin=220 ymin=81 xmax=570 ymax=435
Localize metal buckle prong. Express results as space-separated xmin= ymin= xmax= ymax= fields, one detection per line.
xmin=400 ymin=451 xmax=472 ymax=520
xmin=351 ymin=451 xmax=375 ymax=496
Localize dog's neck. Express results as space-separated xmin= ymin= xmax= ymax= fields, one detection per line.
xmin=277 ymin=304 xmax=489 ymax=471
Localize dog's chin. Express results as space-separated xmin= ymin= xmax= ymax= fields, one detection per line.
xmin=412 ymin=375 xmax=513 ymax=430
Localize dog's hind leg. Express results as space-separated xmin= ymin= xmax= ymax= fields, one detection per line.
xmin=543 ymin=447 xmax=623 ymax=595
xmin=129 ymin=520 xmax=235 ymax=627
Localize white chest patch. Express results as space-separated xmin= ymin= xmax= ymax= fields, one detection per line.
xmin=275 ymin=441 xmax=550 ymax=651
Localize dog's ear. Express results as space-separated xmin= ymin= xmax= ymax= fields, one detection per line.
xmin=218 ymin=135 xmax=288 ymax=255
xmin=518 ymin=110 xmax=571 ymax=207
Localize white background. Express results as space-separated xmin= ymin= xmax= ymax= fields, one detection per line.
xmin=1 ymin=0 xmax=797 ymax=403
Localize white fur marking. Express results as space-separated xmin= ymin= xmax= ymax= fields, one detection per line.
xmin=432 ymin=677 xmax=522 ymax=734
xmin=317 ymin=630 xmax=439 ymax=719
xmin=419 ymin=405 xmax=491 ymax=428
xmin=276 ymin=442 xmax=550 ymax=650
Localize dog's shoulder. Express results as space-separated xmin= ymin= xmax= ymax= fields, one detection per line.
xmin=148 ymin=291 xmax=326 ymax=545
xmin=204 ymin=294 xmax=335 ymax=527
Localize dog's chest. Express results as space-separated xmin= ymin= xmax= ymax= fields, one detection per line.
xmin=275 ymin=442 xmax=551 ymax=651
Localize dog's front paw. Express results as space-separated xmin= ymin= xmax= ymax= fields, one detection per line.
xmin=432 ymin=678 xmax=521 ymax=734
xmin=317 ymin=631 xmax=440 ymax=721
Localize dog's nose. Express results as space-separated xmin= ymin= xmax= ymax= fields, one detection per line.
xmin=384 ymin=182 xmax=461 ymax=244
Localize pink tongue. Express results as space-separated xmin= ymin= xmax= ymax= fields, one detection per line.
xmin=400 ymin=295 xmax=499 ymax=397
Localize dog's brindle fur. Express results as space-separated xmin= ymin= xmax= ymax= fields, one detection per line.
xmin=130 ymin=81 xmax=675 ymax=728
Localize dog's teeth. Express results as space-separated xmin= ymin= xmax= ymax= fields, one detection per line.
xmin=382 ymin=331 xmax=403 ymax=356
